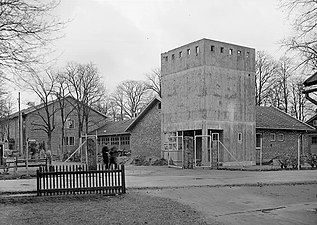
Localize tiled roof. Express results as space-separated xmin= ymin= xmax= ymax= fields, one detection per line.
xmin=92 ymin=119 xmax=134 ymax=136
xmin=9 ymin=96 xmax=108 ymax=119
xmin=256 ymin=106 xmax=315 ymax=131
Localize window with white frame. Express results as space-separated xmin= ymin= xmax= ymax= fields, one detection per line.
xmin=278 ymin=133 xmax=284 ymax=142
xmin=110 ymin=137 xmax=119 ymax=145
xmin=100 ymin=137 xmax=110 ymax=146
xmin=66 ymin=118 xmax=75 ymax=129
xmin=120 ymin=136 xmax=130 ymax=145
xmin=256 ymin=133 xmax=262 ymax=148
xmin=64 ymin=136 xmax=75 ymax=146
xmin=270 ymin=133 xmax=276 ymax=141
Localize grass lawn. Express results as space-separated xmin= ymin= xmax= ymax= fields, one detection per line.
xmin=0 ymin=191 xmax=209 ymax=225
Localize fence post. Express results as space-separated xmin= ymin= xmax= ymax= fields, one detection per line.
xmin=36 ymin=169 xmax=40 ymax=196
xmin=121 ymin=165 xmax=126 ymax=194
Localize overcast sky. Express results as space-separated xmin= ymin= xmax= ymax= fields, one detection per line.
xmin=15 ymin=0 xmax=293 ymax=108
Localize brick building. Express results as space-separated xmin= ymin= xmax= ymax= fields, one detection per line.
xmin=161 ymin=38 xmax=256 ymax=167
xmin=256 ymin=106 xmax=315 ymax=164
xmin=0 ymin=96 xmax=108 ymax=158
xmin=92 ymin=97 xmax=161 ymax=158
xmin=304 ymin=115 xmax=317 ymax=155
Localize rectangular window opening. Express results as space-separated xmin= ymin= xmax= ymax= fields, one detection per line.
xmin=64 ymin=136 xmax=75 ymax=146
xmin=238 ymin=133 xmax=242 ymax=142
xmin=210 ymin=45 xmax=215 ymax=51
xmin=195 ymin=46 xmax=199 ymax=55
xmin=312 ymin=136 xmax=317 ymax=144
xmin=165 ymin=56 xmax=168 ymax=62
xmin=171 ymin=54 xmax=175 ymax=60
xmin=237 ymin=50 xmax=241 ymax=55
xmin=246 ymin=51 xmax=250 ymax=58
xmin=187 ymin=49 xmax=190 ymax=55
xmin=220 ymin=47 xmax=224 ymax=53
xmin=179 ymin=51 xmax=182 ymax=58
xmin=66 ymin=118 xmax=75 ymax=129
xmin=278 ymin=133 xmax=284 ymax=142
xmin=120 ymin=136 xmax=130 ymax=145
xmin=256 ymin=133 xmax=262 ymax=148
xmin=270 ymin=133 xmax=276 ymax=142
xmin=229 ymin=49 xmax=233 ymax=55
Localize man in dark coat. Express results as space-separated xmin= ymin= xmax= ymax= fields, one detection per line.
xmin=102 ymin=146 xmax=109 ymax=169
xmin=109 ymin=146 xmax=118 ymax=169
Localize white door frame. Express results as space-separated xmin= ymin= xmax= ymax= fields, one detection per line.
xmin=194 ymin=135 xmax=212 ymax=168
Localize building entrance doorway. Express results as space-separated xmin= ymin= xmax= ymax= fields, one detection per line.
xmin=194 ymin=135 xmax=211 ymax=167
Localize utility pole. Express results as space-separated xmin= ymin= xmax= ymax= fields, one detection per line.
xmin=18 ymin=92 xmax=23 ymax=156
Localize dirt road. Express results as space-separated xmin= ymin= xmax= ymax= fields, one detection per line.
xmin=138 ymin=184 xmax=317 ymax=225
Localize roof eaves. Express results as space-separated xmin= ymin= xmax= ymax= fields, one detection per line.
xmin=97 ymin=132 xmax=130 ymax=137
xmin=256 ymin=126 xmax=315 ymax=131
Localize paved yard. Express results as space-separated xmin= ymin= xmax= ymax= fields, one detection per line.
xmin=139 ymin=184 xmax=317 ymax=225
xmin=0 ymin=165 xmax=317 ymax=224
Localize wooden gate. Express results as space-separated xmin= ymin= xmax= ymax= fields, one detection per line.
xmin=36 ymin=164 xmax=126 ymax=196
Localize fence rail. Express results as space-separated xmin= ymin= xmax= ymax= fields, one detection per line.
xmin=36 ymin=164 xmax=126 ymax=196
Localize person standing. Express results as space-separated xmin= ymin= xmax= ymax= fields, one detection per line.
xmin=102 ymin=146 xmax=109 ymax=169
xmin=46 ymin=149 xmax=52 ymax=166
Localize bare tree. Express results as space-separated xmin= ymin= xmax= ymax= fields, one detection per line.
xmin=62 ymin=62 xmax=106 ymax=137
xmin=280 ymin=0 xmax=317 ymax=71
xmin=21 ymin=70 xmax=58 ymax=152
xmin=255 ymin=51 xmax=278 ymax=106
xmin=276 ymin=57 xmax=294 ymax=113
xmin=112 ymin=80 xmax=151 ymax=119
xmin=54 ymin=73 xmax=76 ymax=157
xmin=110 ymin=90 xmax=127 ymax=121
xmin=94 ymin=94 xmax=112 ymax=117
xmin=265 ymin=82 xmax=284 ymax=109
xmin=0 ymin=0 xmax=65 ymax=76
xmin=145 ymin=68 xmax=161 ymax=97
xmin=0 ymin=72 xmax=13 ymax=141
xmin=289 ymin=77 xmax=313 ymax=121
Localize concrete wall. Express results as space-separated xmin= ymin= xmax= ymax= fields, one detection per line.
xmin=161 ymin=39 xmax=256 ymax=165
xmin=130 ymin=101 xmax=161 ymax=158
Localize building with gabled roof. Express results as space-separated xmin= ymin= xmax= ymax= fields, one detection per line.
xmin=90 ymin=97 xmax=315 ymax=165
xmin=255 ymin=106 xmax=315 ymax=163
xmin=91 ymin=97 xmax=161 ymax=158
xmin=0 ymin=96 xmax=108 ymax=158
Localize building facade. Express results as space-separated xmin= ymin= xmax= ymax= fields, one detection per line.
xmin=304 ymin=115 xmax=317 ymax=155
xmin=161 ymin=39 xmax=256 ymax=167
xmin=93 ymin=98 xmax=161 ymax=159
xmin=1 ymin=97 xmax=108 ymax=159
xmin=256 ymin=106 xmax=315 ymax=164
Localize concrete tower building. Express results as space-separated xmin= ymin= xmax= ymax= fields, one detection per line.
xmin=161 ymin=38 xmax=256 ymax=167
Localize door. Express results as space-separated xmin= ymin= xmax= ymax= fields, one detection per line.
xmin=256 ymin=133 xmax=262 ymax=165
xmin=166 ymin=134 xmax=183 ymax=168
xmin=194 ymin=135 xmax=211 ymax=167
xmin=0 ymin=143 xmax=4 ymax=166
